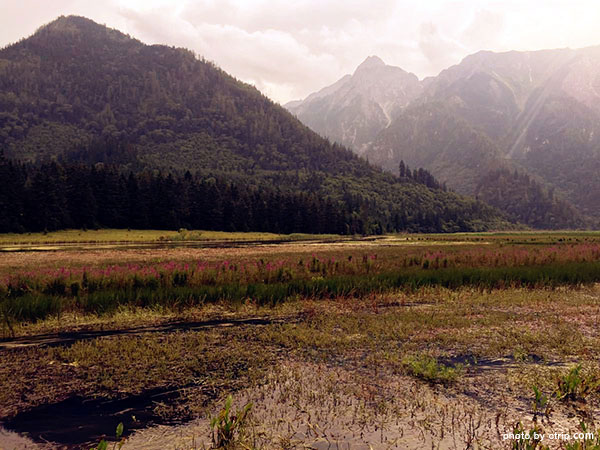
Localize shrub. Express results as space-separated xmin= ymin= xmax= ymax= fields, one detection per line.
xmin=402 ymin=355 xmax=462 ymax=385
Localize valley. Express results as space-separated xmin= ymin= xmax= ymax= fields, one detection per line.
xmin=1 ymin=11 xmax=600 ymax=450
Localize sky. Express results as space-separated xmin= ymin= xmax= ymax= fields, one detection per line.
xmin=2 ymin=0 xmax=600 ymax=104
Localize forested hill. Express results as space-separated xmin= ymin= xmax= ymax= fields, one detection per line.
xmin=0 ymin=15 xmax=365 ymax=174
xmin=0 ymin=16 xmax=510 ymax=233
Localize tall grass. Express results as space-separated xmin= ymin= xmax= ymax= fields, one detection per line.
xmin=3 ymin=261 xmax=600 ymax=324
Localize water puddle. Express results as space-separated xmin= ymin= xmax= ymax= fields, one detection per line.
xmin=2 ymin=387 xmax=183 ymax=449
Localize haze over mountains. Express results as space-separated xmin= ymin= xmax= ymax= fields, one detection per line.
xmin=0 ymin=16 xmax=509 ymax=234
xmin=287 ymin=48 xmax=600 ymax=228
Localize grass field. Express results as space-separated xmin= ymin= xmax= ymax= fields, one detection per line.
xmin=1 ymin=231 xmax=600 ymax=449
xmin=0 ymin=228 xmax=340 ymax=246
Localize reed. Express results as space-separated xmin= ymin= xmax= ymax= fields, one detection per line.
xmin=4 ymin=260 xmax=600 ymax=324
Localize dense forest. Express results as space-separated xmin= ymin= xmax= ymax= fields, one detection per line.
xmin=0 ymin=155 xmax=344 ymax=234
xmin=0 ymin=15 xmax=378 ymax=176
xmin=0 ymin=153 xmax=510 ymax=234
xmin=475 ymin=168 xmax=584 ymax=229
xmin=0 ymin=16 xmax=511 ymax=234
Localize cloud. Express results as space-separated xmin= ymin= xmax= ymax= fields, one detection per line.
xmin=118 ymin=5 xmax=345 ymax=102
xmin=171 ymin=0 xmax=402 ymax=101
xmin=418 ymin=22 xmax=465 ymax=73
xmin=461 ymin=9 xmax=506 ymax=50
xmin=181 ymin=0 xmax=398 ymax=34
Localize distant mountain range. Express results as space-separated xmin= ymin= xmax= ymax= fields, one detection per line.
xmin=0 ymin=16 xmax=510 ymax=234
xmin=287 ymin=49 xmax=600 ymax=228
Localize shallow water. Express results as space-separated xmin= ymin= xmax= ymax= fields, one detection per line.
xmin=2 ymin=387 xmax=182 ymax=449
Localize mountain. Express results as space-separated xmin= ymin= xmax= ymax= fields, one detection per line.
xmin=286 ymin=56 xmax=422 ymax=155
xmin=0 ymin=16 xmax=509 ymax=234
xmin=290 ymin=49 xmax=600 ymax=228
xmin=387 ymin=47 xmax=600 ymax=224
xmin=366 ymin=101 xmax=584 ymax=229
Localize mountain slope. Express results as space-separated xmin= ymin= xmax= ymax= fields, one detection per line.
xmin=0 ymin=16 xmax=509 ymax=233
xmin=409 ymin=47 xmax=600 ymax=223
xmin=0 ymin=16 xmax=356 ymax=174
xmin=368 ymin=102 xmax=504 ymax=196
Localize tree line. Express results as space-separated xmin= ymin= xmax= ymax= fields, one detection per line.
xmin=0 ymin=153 xmax=506 ymax=235
xmin=0 ymin=155 xmax=354 ymax=234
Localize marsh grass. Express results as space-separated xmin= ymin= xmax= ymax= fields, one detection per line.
xmin=5 ymin=260 xmax=600 ymax=325
xmin=0 ymin=327 xmax=274 ymax=421
xmin=90 ymin=422 xmax=125 ymax=450
xmin=210 ymin=395 xmax=252 ymax=449
xmin=556 ymin=365 xmax=600 ymax=403
xmin=0 ymin=229 xmax=174 ymax=245
xmin=3 ymin=284 xmax=600 ymax=448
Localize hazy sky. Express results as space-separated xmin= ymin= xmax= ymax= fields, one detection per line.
xmin=2 ymin=1 xmax=600 ymax=103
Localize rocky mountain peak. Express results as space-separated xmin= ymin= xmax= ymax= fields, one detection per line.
xmin=285 ymin=55 xmax=422 ymax=154
xmin=354 ymin=55 xmax=386 ymax=73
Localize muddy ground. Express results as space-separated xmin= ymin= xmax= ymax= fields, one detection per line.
xmin=2 ymin=288 xmax=599 ymax=449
